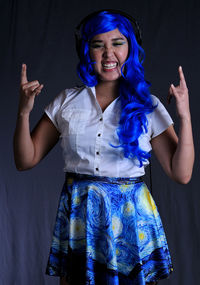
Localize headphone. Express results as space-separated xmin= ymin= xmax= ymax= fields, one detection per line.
xmin=75 ymin=9 xmax=142 ymax=58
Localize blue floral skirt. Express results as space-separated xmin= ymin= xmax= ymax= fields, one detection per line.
xmin=46 ymin=173 xmax=173 ymax=284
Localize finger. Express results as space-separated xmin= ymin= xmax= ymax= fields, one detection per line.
xmin=168 ymin=85 xmax=173 ymax=95
xmin=167 ymin=85 xmax=173 ymax=104
xmin=178 ymin=66 xmax=187 ymax=88
xmin=30 ymin=84 xmax=40 ymax=92
xmin=33 ymin=84 xmax=44 ymax=96
xmin=21 ymin=64 xmax=28 ymax=85
xmin=39 ymin=84 xmax=44 ymax=90
xmin=22 ymin=80 xmax=40 ymax=90
xmin=170 ymin=84 xmax=179 ymax=97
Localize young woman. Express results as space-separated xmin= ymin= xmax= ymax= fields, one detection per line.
xmin=14 ymin=10 xmax=194 ymax=285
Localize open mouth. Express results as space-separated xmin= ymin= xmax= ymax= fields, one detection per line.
xmin=102 ymin=63 xmax=117 ymax=70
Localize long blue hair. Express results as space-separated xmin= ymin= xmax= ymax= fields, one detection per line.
xmin=77 ymin=11 xmax=156 ymax=167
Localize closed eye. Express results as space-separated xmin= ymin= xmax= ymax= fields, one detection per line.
xmin=90 ymin=43 xmax=104 ymax=49
xmin=112 ymin=41 xmax=126 ymax=46
xmin=90 ymin=39 xmax=127 ymax=49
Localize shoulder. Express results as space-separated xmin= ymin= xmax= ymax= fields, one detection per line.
xmin=149 ymin=94 xmax=169 ymax=115
xmin=44 ymin=85 xmax=88 ymax=131
xmin=47 ymin=85 xmax=88 ymax=109
xmin=150 ymin=94 xmax=161 ymax=106
xmin=57 ymin=85 xmax=86 ymax=103
xmin=148 ymin=94 xmax=173 ymax=138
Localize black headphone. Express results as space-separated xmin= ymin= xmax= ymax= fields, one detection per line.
xmin=75 ymin=9 xmax=142 ymax=58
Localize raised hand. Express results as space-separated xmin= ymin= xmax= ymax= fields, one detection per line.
xmin=19 ymin=64 xmax=44 ymax=115
xmin=167 ymin=66 xmax=190 ymax=120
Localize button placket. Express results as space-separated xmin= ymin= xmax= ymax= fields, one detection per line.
xmin=94 ymin=115 xmax=104 ymax=175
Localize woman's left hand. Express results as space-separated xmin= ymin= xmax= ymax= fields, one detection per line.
xmin=168 ymin=66 xmax=190 ymax=120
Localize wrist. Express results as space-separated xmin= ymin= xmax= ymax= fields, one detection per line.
xmin=178 ymin=114 xmax=191 ymax=123
xmin=17 ymin=110 xmax=31 ymax=118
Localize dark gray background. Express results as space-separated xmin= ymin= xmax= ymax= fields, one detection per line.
xmin=1 ymin=0 xmax=200 ymax=284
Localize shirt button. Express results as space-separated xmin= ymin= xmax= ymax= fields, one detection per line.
xmin=96 ymin=151 xmax=100 ymax=155
xmin=96 ymin=167 xmax=99 ymax=171
xmin=98 ymin=133 xmax=101 ymax=137
xmin=99 ymin=117 xmax=103 ymax=121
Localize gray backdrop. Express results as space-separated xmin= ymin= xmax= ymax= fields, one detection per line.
xmin=1 ymin=0 xmax=200 ymax=284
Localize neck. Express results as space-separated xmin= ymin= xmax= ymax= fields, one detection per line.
xmin=95 ymin=80 xmax=120 ymax=100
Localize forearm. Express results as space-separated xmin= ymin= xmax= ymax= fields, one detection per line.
xmin=13 ymin=112 xmax=35 ymax=170
xmin=171 ymin=115 xmax=194 ymax=184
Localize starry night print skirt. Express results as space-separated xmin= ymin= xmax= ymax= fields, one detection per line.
xmin=46 ymin=173 xmax=173 ymax=284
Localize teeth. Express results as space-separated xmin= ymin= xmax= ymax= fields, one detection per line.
xmin=102 ymin=63 xmax=117 ymax=69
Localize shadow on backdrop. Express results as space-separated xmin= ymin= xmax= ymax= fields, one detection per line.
xmin=0 ymin=0 xmax=200 ymax=284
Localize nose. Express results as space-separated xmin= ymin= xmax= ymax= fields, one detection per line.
xmin=102 ymin=45 xmax=114 ymax=58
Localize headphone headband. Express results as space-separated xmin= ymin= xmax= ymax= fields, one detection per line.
xmin=75 ymin=9 xmax=142 ymax=58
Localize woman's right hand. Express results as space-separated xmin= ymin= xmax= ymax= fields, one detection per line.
xmin=19 ymin=64 xmax=44 ymax=115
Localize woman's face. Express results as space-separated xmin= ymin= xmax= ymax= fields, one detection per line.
xmin=89 ymin=28 xmax=129 ymax=82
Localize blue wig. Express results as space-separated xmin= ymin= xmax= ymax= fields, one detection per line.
xmin=77 ymin=11 xmax=156 ymax=167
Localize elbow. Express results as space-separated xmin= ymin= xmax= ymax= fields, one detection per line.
xmin=16 ymin=166 xmax=31 ymax=171
xmin=15 ymin=163 xmax=33 ymax=171
xmin=13 ymin=153 xmax=39 ymax=171
xmin=170 ymin=161 xmax=194 ymax=185
xmin=15 ymin=164 xmax=24 ymax=171
xmin=173 ymin=173 xmax=192 ymax=185
xmin=180 ymin=175 xmax=192 ymax=185
xmin=14 ymin=158 xmax=36 ymax=171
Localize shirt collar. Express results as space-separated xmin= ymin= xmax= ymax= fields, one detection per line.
xmin=86 ymin=85 xmax=96 ymax=98
xmin=86 ymin=85 xmax=120 ymax=102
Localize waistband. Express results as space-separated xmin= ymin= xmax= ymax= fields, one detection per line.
xmin=65 ymin=172 xmax=143 ymax=185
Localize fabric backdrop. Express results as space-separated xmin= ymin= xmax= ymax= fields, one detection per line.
xmin=0 ymin=0 xmax=200 ymax=284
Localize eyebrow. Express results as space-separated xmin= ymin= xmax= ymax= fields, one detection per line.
xmin=112 ymin=37 xmax=126 ymax=41
xmin=91 ymin=37 xmax=126 ymax=43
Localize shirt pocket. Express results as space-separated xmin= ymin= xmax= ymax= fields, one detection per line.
xmin=60 ymin=109 xmax=90 ymax=136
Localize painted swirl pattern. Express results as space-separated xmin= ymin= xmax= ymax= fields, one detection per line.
xmin=46 ymin=174 xmax=173 ymax=284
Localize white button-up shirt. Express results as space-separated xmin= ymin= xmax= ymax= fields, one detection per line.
xmin=45 ymin=86 xmax=173 ymax=177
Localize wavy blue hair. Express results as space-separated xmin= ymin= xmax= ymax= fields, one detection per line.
xmin=77 ymin=11 xmax=156 ymax=167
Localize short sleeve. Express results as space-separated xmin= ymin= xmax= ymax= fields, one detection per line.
xmin=44 ymin=90 xmax=66 ymax=132
xmin=150 ymin=95 xmax=173 ymax=138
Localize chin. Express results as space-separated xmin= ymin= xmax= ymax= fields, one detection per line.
xmin=99 ymin=73 xmax=121 ymax=82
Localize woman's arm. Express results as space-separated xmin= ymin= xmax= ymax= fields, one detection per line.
xmin=13 ymin=64 xmax=60 ymax=171
xmin=151 ymin=66 xmax=194 ymax=184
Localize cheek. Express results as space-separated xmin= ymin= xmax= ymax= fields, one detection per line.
xmin=117 ymin=48 xmax=129 ymax=63
xmin=89 ymin=49 xmax=100 ymax=62
xmin=89 ymin=51 xmax=100 ymax=74
xmin=90 ymin=54 xmax=102 ymax=73
xmin=122 ymin=48 xmax=129 ymax=61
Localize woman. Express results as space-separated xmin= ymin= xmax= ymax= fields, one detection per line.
xmin=14 ymin=10 xmax=194 ymax=285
